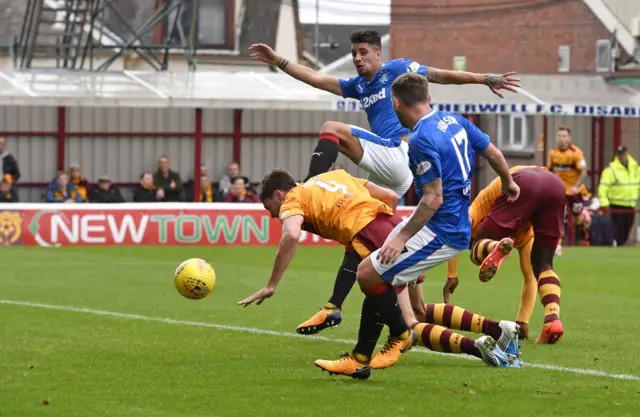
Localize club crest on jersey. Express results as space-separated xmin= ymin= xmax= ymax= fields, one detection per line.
xmin=406 ymin=62 xmax=421 ymax=73
xmin=356 ymin=84 xmax=364 ymax=93
xmin=415 ymin=161 xmax=431 ymax=175
xmin=379 ymin=71 xmax=389 ymax=84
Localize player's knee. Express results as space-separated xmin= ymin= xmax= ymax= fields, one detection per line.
xmin=320 ymin=121 xmax=343 ymax=135
xmin=319 ymin=121 xmax=351 ymax=142
xmin=356 ymin=260 xmax=382 ymax=290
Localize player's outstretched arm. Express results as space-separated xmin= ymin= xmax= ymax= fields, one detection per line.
xmin=377 ymin=179 xmax=443 ymax=265
xmin=426 ymin=68 xmax=520 ymax=98
xmin=481 ymin=144 xmax=519 ymax=202
xmin=364 ymin=181 xmax=400 ymax=211
xmin=237 ymin=215 xmax=303 ymax=307
xmin=248 ymin=43 xmax=342 ymax=96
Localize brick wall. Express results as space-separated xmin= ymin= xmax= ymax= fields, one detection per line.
xmin=390 ymin=0 xmax=613 ymax=74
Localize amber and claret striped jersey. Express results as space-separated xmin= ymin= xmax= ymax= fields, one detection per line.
xmin=549 ymin=145 xmax=588 ymax=194
xmin=279 ymin=170 xmax=394 ymax=245
xmin=469 ymin=165 xmax=540 ymax=248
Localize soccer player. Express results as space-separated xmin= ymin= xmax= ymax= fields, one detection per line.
xmin=455 ymin=165 xmax=566 ymax=344
xmin=249 ymin=30 xmax=521 ymax=333
xmin=238 ymin=169 xmax=517 ymax=379
xmin=313 ymin=73 xmax=520 ymax=378
xmin=549 ymin=126 xmax=590 ymax=254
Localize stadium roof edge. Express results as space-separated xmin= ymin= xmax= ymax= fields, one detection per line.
xmin=0 ymin=69 xmax=639 ymax=117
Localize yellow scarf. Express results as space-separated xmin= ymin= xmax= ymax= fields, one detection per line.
xmin=200 ymin=183 xmax=213 ymax=202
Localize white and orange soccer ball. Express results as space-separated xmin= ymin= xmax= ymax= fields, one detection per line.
xmin=174 ymin=258 xmax=216 ymax=300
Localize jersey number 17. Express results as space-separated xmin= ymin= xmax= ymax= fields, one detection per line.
xmin=450 ymin=130 xmax=472 ymax=181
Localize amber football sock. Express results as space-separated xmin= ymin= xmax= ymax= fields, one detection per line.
xmin=537 ymin=269 xmax=561 ymax=327
xmin=425 ymin=303 xmax=502 ymax=340
xmin=412 ymin=323 xmax=482 ymax=359
xmin=471 ymin=238 xmax=499 ymax=265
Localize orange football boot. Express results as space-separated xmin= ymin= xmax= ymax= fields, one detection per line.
xmin=536 ymin=320 xmax=564 ymax=344
xmin=478 ymin=237 xmax=514 ymax=282
xmin=369 ymin=330 xmax=418 ymax=369
xmin=314 ymin=352 xmax=371 ymax=380
xmin=296 ymin=307 xmax=342 ymax=335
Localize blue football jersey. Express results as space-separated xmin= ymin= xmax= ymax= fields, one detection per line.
xmin=408 ymin=111 xmax=491 ymax=250
xmin=339 ymin=58 xmax=428 ymax=140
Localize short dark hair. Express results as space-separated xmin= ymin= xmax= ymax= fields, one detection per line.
xmin=349 ymin=29 xmax=382 ymax=49
xmin=231 ymin=176 xmax=249 ymax=185
xmin=259 ymin=169 xmax=297 ymax=201
xmin=391 ymin=73 xmax=429 ymax=107
xmin=557 ymin=126 xmax=571 ymax=135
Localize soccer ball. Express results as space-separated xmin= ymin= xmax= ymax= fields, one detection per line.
xmin=174 ymin=258 xmax=216 ymax=299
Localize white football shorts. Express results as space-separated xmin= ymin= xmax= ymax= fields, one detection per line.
xmin=350 ymin=125 xmax=413 ymax=197
xmin=370 ymin=218 xmax=461 ymax=287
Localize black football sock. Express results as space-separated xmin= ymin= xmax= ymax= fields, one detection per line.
xmin=353 ymin=296 xmax=384 ymax=362
xmin=365 ymin=283 xmax=409 ymax=338
xmin=327 ymin=250 xmax=360 ymax=309
xmin=304 ymin=133 xmax=340 ymax=181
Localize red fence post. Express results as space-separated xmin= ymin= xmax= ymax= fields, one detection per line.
xmin=57 ymin=107 xmax=66 ymax=172
xmin=542 ymin=116 xmax=548 ymax=167
xmin=193 ymin=108 xmax=203 ymax=202
xmin=232 ymin=109 xmax=243 ymax=163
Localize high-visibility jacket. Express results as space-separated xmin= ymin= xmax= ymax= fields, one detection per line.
xmin=597 ymin=155 xmax=640 ymax=208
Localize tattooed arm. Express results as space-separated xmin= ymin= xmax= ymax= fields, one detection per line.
xmin=426 ymin=67 xmax=520 ymax=98
xmin=376 ymin=179 xmax=443 ymax=265
xmin=397 ymin=178 xmax=443 ymax=242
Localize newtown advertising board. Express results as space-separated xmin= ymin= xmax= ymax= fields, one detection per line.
xmin=0 ymin=203 xmax=415 ymax=247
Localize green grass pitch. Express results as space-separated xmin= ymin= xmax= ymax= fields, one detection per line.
xmin=1 ymin=245 xmax=639 ymax=416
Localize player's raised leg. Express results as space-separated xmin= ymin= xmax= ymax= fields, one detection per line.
xmin=305 ymin=121 xmax=364 ymax=181
xmin=472 ymin=236 xmax=515 ymax=282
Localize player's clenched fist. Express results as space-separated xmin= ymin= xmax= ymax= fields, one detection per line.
xmin=248 ymin=43 xmax=280 ymax=66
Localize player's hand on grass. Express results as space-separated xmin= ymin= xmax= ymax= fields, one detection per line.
xmin=516 ymin=321 xmax=529 ymax=339
xmin=238 ymin=287 xmax=275 ymax=307
xmin=485 ymin=72 xmax=520 ymax=98
xmin=502 ymin=180 xmax=520 ymax=202
xmin=248 ymin=43 xmax=280 ymax=66
xmin=443 ymin=277 xmax=459 ymax=304
xmin=377 ymin=236 xmax=405 ymax=265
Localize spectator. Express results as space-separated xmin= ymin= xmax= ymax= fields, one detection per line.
xmin=184 ymin=166 xmax=219 ymax=201
xmin=597 ymin=146 xmax=640 ymax=246
xmin=153 ymin=156 xmax=183 ymax=201
xmin=219 ymin=162 xmax=241 ymax=194
xmin=68 ymin=163 xmax=90 ymax=202
xmin=0 ymin=174 xmax=18 ymax=202
xmin=224 ymin=176 xmax=259 ymax=203
xmin=187 ymin=173 xmax=219 ymax=202
xmin=134 ymin=172 xmax=164 ymax=202
xmin=0 ymin=137 xmax=20 ymax=183
xmin=46 ymin=172 xmax=83 ymax=203
xmin=89 ymin=175 xmax=125 ymax=203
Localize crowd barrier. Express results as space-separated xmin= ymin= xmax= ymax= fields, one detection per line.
xmin=0 ymin=203 xmax=416 ymax=247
